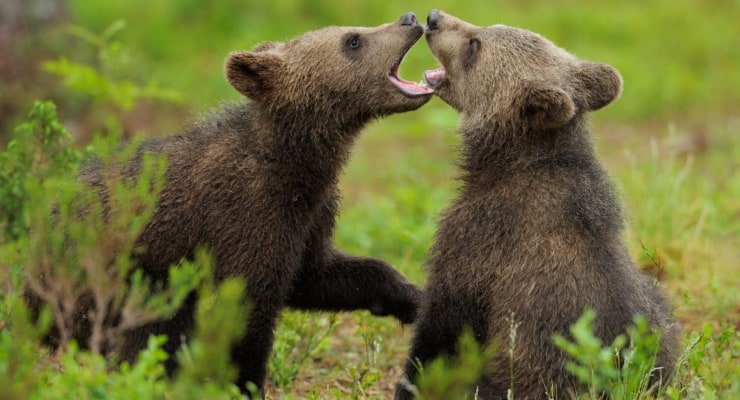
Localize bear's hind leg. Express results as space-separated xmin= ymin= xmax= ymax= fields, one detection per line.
xmin=119 ymin=291 xmax=197 ymax=375
xmin=394 ymin=294 xmax=470 ymax=399
xmin=231 ymin=290 xmax=286 ymax=397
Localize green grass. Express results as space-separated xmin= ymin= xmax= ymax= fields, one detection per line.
xmin=1 ymin=0 xmax=738 ymax=398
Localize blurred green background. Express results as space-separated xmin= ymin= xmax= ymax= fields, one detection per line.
xmin=1 ymin=0 xmax=738 ymax=397
xmin=2 ymin=0 xmax=738 ymax=135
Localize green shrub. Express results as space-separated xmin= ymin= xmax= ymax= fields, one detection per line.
xmin=0 ymin=287 xmax=52 ymax=400
xmin=553 ymin=309 xmax=665 ymax=399
xmin=666 ymin=323 xmax=740 ymax=399
xmin=0 ymin=101 xmax=80 ymax=240
xmin=170 ymin=261 xmax=252 ymax=400
xmin=1 ymin=100 xmax=205 ymax=354
xmin=269 ymin=312 xmax=339 ymax=390
xmin=0 ymin=100 xmax=245 ymax=399
xmin=0 ymin=257 xmax=249 ymax=400
xmin=405 ymin=329 xmax=492 ymax=400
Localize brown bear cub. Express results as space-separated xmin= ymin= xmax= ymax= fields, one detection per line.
xmin=81 ymin=12 xmax=433 ymax=394
xmin=395 ymin=10 xmax=680 ymax=399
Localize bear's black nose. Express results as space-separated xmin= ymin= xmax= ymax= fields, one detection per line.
xmin=427 ymin=9 xmax=439 ymax=30
xmin=401 ymin=12 xmax=417 ymax=26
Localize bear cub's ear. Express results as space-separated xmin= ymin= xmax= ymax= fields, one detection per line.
xmin=224 ymin=50 xmax=285 ymax=100
xmin=517 ymin=81 xmax=576 ymax=130
xmin=252 ymin=41 xmax=282 ymax=52
xmin=575 ymin=62 xmax=623 ymax=112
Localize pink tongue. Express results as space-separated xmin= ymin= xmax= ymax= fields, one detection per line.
xmin=424 ymin=68 xmax=446 ymax=87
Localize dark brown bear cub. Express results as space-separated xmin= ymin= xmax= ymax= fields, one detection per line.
xmin=395 ymin=10 xmax=680 ymax=399
xmin=81 ymin=12 xmax=433 ymax=395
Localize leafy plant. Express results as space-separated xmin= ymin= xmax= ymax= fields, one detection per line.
xmin=343 ymin=322 xmax=384 ymax=399
xmin=269 ymin=312 xmax=339 ymax=390
xmin=0 ymin=100 xmax=203 ymax=354
xmin=553 ymin=309 xmax=665 ymax=399
xmin=171 ymin=256 xmax=252 ymax=400
xmin=0 ymin=100 xmax=247 ymax=397
xmin=407 ymin=328 xmax=491 ymax=400
xmin=666 ymin=323 xmax=740 ymax=399
xmin=0 ymin=256 xmax=249 ymax=400
xmin=0 ymin=101 xmax=80 ymax=240
xmin=0 ymin=286 xmax=52 ymax=400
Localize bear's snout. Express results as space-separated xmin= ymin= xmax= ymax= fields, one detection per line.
xmin=427 ymin=9 xmax=440 ymax=31
xmin=400 ymin=12 xmax=418 ymax=26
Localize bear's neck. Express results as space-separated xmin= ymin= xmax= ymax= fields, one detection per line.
xmin=248 ymin=102 xmax=367 ymax=179
xmin=458 ymin=115 xmax=597 ymax=182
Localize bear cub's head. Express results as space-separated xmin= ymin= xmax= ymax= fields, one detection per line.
xmin=423 ymin=10 xmax=622 ymax=131
xmin=225 ymin=12 xmax=433 ymax=118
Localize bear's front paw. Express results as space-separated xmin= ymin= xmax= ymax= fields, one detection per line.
xmin=373 ymin=283 xmax=422 ymax=324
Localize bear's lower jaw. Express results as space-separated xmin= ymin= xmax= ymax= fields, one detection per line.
xmin=388 ymin=44 xmax=434 ymax=97
xmin=389 ymin=72 xmax=435 ymax=97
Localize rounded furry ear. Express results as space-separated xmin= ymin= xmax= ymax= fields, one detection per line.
xmin=575 ymin=62 xmax=623 ymax=111
xmin=224 ymin=50 xmax=284 ymax=100
xmin=518 ymin=82 xmax=576 ymax=129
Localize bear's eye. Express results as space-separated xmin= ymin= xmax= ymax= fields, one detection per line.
xmin=347 ymin=35 xmax=361 ymax=50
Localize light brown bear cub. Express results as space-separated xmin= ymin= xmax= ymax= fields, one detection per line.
xmin=80 ymin=12 xmax=433 ymax=395
xmin=396 ymin=10 xmax=679 ymax=399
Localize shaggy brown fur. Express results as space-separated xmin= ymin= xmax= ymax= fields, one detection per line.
xmin=80 ymin=13 xmax=433 ymax=394
xmin=396 ymin=10 xmax=680 ymax=400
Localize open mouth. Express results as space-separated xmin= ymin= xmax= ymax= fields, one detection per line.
xmin=423 ymin=67 xmax=446 ymax=88
xmin=389 ymin=44 xmax=435 ymax=97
